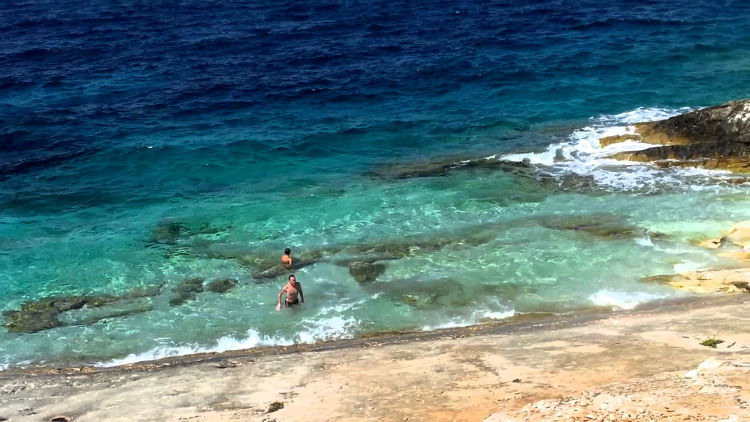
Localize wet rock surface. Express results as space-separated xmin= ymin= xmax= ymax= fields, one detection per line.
xmin=643 ymin=220 xmax=750 ymax=294
xmin=610 ymin=141 xmax=749 ymax=172
xmin=606 ymin=99 xmax=750 ymax=172
xmin=643 ymin=270 xmax=750 ymax=294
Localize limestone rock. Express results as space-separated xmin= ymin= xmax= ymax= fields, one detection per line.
xmin=642 ymin=100 xmax=750 ymax=145
xmin=609 ymin=142 xmax=749 ymax=173
xmin=695 ymin=221 xmax=750 ymax=251
xmin=643 ymin=269 xmax=750 ymax=294
xmin=720 ymin=250 xmax=750 ymax=263
xmin=725 ymin=221 xmax=750 ymax=248
xmin=605 ymin=99 xmax=750 ymax=172
xmin=598 ymin=133 xmax=641 ymax=147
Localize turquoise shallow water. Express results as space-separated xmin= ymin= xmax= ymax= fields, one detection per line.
xmin=1 ymin=0 xmax=749 ymax=368
xmin=1 ymin=117 xmax=748 ymax=367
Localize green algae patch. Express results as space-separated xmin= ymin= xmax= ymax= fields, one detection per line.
xmin=267 ymin=401 xmax=284 ymax=413
xmin=700 ymin=337 xmax=724 ymax=348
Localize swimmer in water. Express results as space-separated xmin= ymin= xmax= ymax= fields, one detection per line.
xmin=276 ymin=274 xmax=304 ymax=311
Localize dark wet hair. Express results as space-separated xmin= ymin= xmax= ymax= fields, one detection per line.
xmin=288 ymin=274 xmax=295 ymax=280
xmin=284 ymin=248 xmax=291 ymax=255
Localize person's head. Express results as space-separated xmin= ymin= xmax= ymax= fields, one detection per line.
xmin=288 ymin=274 xmax=296 ymax=283
xmin=284 ymin=248 xmax=291 ymax=255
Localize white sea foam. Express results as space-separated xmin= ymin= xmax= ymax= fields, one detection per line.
xmin=635 ymin=236 xmax=654 ymax=247
xmin=316 ymin=295 xmax=376 ymax=315
xmin=95 ymin=329 xmax=293 ymax=368
xmin=297 ymin=316 xmax=359 ymax=343
xmin=673 ymin=262 xmax=707 ymax=273
xmin=589 ymin=290 xmax=668 ymax=310
xmin=422 ymin=308 xmax=515 ymax=330
xmin=499 ymin=106 xmax=729 ymax=191
xmin=0 ymin=363 xmax=7 ymax=371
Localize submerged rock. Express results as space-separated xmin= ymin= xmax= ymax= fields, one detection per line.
xmin=348 ymin=262 xmax=387 ymax=283
xmin=151 ymin=221 xmax=188 ymax=245
xmin=3 ymin=285 xmax=161 ymax=333
xmin=246 ymin=231 xmax=496 ymax=281
xmin=122 ymin=285 xmax=163 ymax=299
xmin=537 ymin=214 xmax=642 ymax=238
xmin=364 ymin=278 xmax=471 ymax=310
xmin=3 ymin=308 xmax=60 ymax=333
xmin=170 ymin=277 xmax=204 ymax=306
xmin=206 ymin=278 xmax=239 ymax=293
xmin=149 ymin=220 xmax=227 ymax=246
xmin=251 ymin=258 xmax=320 ymax=280
xmin=367 ymin=155 xmax=533 ymax=179
xmin=605 ymin=99 xmax=750 ymax=172
xmin=57 ymin=299 xmax=154 ymax=327
xmin=3 ymin=295 xmax=108 ymax=333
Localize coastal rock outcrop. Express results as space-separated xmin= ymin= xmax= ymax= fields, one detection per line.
xmin=644 ymin=221 xmax=750 ymax=294
xmin=697 ymin=221 xmax=750 ymax=249
xmin=695 ymin=220 xmax=750 ymax=263
xmin=604 ymin=100 xmax=750 ymax=172
xmin=643 ymin=269 xmax=750 ymax=294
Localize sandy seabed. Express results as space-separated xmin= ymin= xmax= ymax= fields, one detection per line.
xmin=0 ymin=294 xmax=747 ymax=422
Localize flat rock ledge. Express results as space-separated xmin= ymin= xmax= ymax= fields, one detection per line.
xmin=644 ymin=269 xmax=750 ymax=294
xmin=601 ymin=99 xmax=750 ymax=172
xmin=642 ymin=221 xmax=750 ymax=294
xmin=485 ymin=357 xmax=749 ymax=422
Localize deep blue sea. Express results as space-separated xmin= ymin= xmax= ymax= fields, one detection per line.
xmin=1 ymin=0 xmax=749 ymax=368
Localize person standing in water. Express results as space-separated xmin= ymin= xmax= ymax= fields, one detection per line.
xmin=276 ymin=274 xmax=304 ymax=311
xmin=281 ymin=248 xmax=293 ymax=268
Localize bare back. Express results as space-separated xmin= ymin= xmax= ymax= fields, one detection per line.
xmin=281 ymin=254 xmax=293 ymax=268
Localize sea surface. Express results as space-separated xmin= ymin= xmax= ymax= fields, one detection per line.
xmin=1 ymin=0 xmax=749 ymax=369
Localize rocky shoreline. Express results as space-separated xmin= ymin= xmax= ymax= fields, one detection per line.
xmin=605 ymin=99 xmax=750 ymax=173
xmin=0 ymin=294 xmax=747 ymax=421
xmin=1 ymin=101 xmax=747 ymax=421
